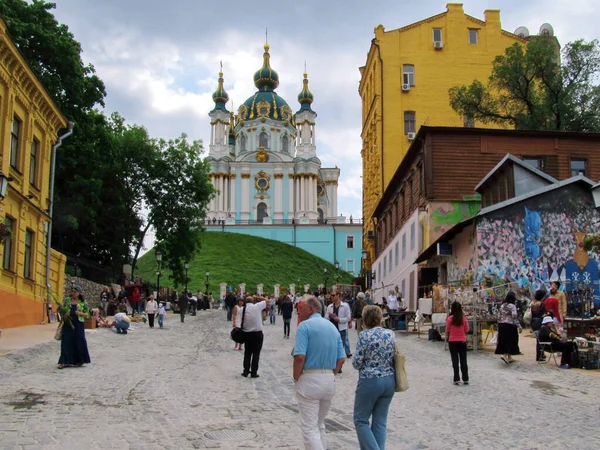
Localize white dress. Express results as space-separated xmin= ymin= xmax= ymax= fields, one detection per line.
xmin=233 ymin=305 xmax=244 ymax=328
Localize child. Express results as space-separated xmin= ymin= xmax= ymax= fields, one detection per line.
xmin=446 ymin=301 xmax=470 ymax=385
xmin=158 ymin=302 xmax=166 ymax=329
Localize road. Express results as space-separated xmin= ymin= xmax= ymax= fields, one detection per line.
xmin=0 ymin=310 xmax=597 ymax=449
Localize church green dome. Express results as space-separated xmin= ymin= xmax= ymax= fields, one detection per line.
xmin=297 ymin=72 xmax=314 ymax=113
xmin=253 ymin=44 xmax=279 ymax=91
xmin=211 ymin=70 xmax=229 ymax=112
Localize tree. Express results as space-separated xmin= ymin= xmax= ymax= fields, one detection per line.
xmin=449 ymin=38 xmax=600 ymax=132
xmin=130 ymin=134 xmax=215 ymax=286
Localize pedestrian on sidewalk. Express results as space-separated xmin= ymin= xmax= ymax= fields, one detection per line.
xmin=352 ymin=292 xmax=368 ymax=335
xmin=281 ymin=295 xmax=294 ymax=339
xmin=495 ymin=291 xmax=522 ymax=364
xmin=531 ymin=290 xmax=547 ymax=362
xmin=232 ymin=297 xmax=245 ymax=351
xmin=157 ymin=302 xmax=166 ymax=329
xmin=57 ymin=285 xmax=91 ymax=369
xmin=241 ymin=295 xmax=268 ymax=378
xmin=352 ymin=305 xmax=395 ymax=450
xmin=269 ymin=295 xmax=277 ymax=325
xmin=145 ymin=295 xmax=158 ymax=329
xmin=293 ymin=296 xmax=345 ymax=450
xmin=225 ymin=290 xmax=236 ymax=321
xmin=327 ymin=291 xmax=353 ymax=359
xmin=100 ymin=286 xmax=110 ymax=318
xmin=446 ymin=301 xmax=469 ymax=385
xmin=178 ymin=291 xmax=189 ymax=323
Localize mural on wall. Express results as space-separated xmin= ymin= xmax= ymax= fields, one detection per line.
xmin=476 ymin=184 xmax=600 ymax=305
xmin=429 ymin=197 xmax=481 ymax=243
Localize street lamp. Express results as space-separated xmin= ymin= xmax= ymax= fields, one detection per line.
xmin=155 ymin=250 xmax=162 ymax=301
xmin=205 ymin=270 xmax=210 ymax=295
xmin=334 ymin=261 xmax=340 ymax=285
xmin=323 ymin=268 xmax=328 ymax=295
xmin=184 ymin=262 xmax=190 ymax=293
xmin=0 ymin=170 xmax=12 ymax=199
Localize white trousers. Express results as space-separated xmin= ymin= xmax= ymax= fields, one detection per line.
xmin=295 ymin=373 xmax=336 ymax=450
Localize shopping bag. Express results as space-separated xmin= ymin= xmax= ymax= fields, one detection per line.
xmin=394 ymin=341 xmax=409 ymax=392
xmin=54 ymin=324 xmax=63 ymax=341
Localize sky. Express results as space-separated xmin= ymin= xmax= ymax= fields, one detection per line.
xmin=49 ymin=0 xmax=599 ymax=225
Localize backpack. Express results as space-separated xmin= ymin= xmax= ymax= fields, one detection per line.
xmin=428 ymin=328 xmax=443 ymax=341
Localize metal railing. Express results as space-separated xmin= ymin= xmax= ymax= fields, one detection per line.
xmin=203 ymin=217 xmax=363 ymax=226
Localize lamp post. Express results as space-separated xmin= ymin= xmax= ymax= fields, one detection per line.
xmin=334 ymin=261 xmax=340 ymax=287
xmin=361 ymin=249 xmax=368 ymax=289
xmin=205 ymin=270 xmax=210 ymax=295
xmin=0 ymin=170 xmax=12 ymax=200
xmin=184 ymin=262 xmax=190 ymax=293
xmin=323 ymin=268 xmax=328 ymax=295
xmin=155 ymin=251 xmax=162 ymax=301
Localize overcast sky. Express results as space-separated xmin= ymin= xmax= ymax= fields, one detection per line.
xmin=51 ymin=0 xmax=599 ymax=222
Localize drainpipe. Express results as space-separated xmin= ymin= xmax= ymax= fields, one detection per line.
xmin=332 ymin=223 xmax=337 ymax=265
xmin=44 ymin=122 xmax=75 ymax=323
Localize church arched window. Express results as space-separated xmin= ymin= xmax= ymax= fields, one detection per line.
xmin=281 ymin=135 xmax=289 ymax=154
xmin=257 ymin=202 xmax=268 ymax=223
xmin=240 ymin=134 xmax=247 ymax=152
xmin=259 ymin=131 xmax=269 ymax=149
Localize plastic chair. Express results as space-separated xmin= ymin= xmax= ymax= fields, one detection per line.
xmin=535 ymin=330 xmax=561 ymax=367
xmin=481 ymin=324 xmax=495 ymax=344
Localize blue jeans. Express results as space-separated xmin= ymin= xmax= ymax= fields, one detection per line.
xmin=340 ymin=329 xmax=351 ymax=355
xmin=227 ymin=306 xmax=233 ymax=321
xmin=269 ymin=310 xmax=276 ymax=324
xmin=158 ymin=314 xmax=164 ymax=328
xmin=115 ymin=321 xmax=130 ymax=334
xmin=354 ymin=375 xmax=395 ymax=450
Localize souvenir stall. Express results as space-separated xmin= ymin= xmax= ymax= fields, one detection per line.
xmin=564 ymin=282 xmax=600 ymax=369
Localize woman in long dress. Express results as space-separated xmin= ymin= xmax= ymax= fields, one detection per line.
xmin=495 ymin=291 xmax=522 ymax=364
xmin=232 ymin=297 xmax=245 ymax=351
xmin=58 ymin=285 xmax=91 ymax=369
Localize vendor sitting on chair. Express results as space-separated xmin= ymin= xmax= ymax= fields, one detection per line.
xmin=538 ymin=316 xmax=578 ymax=369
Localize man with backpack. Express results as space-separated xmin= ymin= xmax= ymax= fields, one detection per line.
xmin=225 ymin=290 xmax=237 ymax=321
xmin=352 ymin=292 xmax=368 ymax=334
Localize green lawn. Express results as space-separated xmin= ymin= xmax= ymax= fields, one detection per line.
xmin=136 ymin=232 xmax=354 ymax=295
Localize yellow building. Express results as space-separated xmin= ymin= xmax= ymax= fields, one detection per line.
xmin=359 ymin=3 xmax=527 ymax=267
xmin=0 ymin=17 xmax=68 ymax=328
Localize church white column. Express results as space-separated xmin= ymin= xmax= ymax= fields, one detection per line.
xmin=211 ymin=174 xmax=218 ymax=215
xmin=288 ymin=174 xmax=295 ymax=219
xmin=333 ymin=181 xmax=338 ymax=217
xmin=274 ymin=173 xmax=283 ymax=219
xmin=300 ymin=175 xmax=306 ymax=212
xmin=295 ymin=176 xmax=301 ymax=215
xmin=241 ymin=173 xmax=250 ymax=220
xmin=210 ymin=124 xmax=214 ymax=146
xmin=223 ymin=175 xmax=229 ymax=212
xmin=216 ymin=175 xmax=222 ymax=213
xmin=311 ymin=175 xmax=317 ymax=213
xmin=229 ymin=174 xmax=236 ymax=217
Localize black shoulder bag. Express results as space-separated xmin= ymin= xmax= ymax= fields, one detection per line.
xmin=230 ymin=305 xmax=247 ymax=344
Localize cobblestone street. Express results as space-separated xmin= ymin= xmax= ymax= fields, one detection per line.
xmin=0 ymin=311 xmax=598 ymax=449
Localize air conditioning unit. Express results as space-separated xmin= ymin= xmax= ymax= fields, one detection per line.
xmin=407 ymin=132 xmax=416 ymax=141
xmin=434 ymin=40 xmax=444 ymax=49
xmin=402 ymin=83 xmax=411 ymax=92
xmin=367 ymin=230 xmax=376 ymax=240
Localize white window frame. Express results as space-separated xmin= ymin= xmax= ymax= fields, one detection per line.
xmin=410 ymin=222 xmax=416 ymax=250
xmin=346 ymin=259 xmax=355 ymax=275
xmin=402 ymin=64 xmax=415 ymax=86
xmin=404 ymin=111 xmax=416 ymax=135
xmin=346 ymin=234 xmax=355 ymax=249
xmin=395 ymin=241 xmax=399 ymax=266
xmin=402 ymin=233 xmax=406 ymax=259
xmin=383 ymin=256 xmax=387 ymax=278
xmin=433 ymin=28 xmax=443 ymax=43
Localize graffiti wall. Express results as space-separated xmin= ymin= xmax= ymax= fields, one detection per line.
xmin=429 ymin=197 xmax=481 ymax=244
xmin=476 ymin=183 xmax=600 ymax=305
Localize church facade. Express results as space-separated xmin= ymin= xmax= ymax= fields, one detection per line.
xmin=204 ymin=44 xmax=362 ymax=273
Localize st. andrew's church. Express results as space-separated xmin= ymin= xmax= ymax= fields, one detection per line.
xmin=204 ymin=43 xmax=362 ymax=273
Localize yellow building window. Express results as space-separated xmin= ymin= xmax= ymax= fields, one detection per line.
xmin=2 ymin=216 xmax=15 ymax=271
xmin=402 ymin=64 xmax=415 ymax=86
xmin=469 ymin=29 xmax=479 ymax=44
xmin=433 ymin=28 xmax=443 ymax=44
xmin=30 ymin=139 xmax=39 ymax=187
xmin=24 ymin=229 xmax=34 ymax=279
xmin=404 ymin=111 xmax=416 ymax=134
xmin=10 ymin=116 xmax=21 ymax=170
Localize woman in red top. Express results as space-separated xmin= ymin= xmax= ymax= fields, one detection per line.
xmin=446 ymin=302 xmax=470 ymax=385
xmin=544 ymin=296 xmax=562 ymax=324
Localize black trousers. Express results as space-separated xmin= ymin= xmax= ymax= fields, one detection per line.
xmin=283 ymin=317 xmax=291 ymax=336
xmin=448 ymin=341 xmax=469 ymax=382
xmin=243 ymin=331 xmax=264 ymax=375
xmin=147 ymin=313 xmax=155 ymax=328
xmin=549 ymin=341 xmax=577 ymax=366
xmin=180 ymin=309 xmax=186 ymax=323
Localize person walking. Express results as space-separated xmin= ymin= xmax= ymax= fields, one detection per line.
xmin=281 ymin=295 xmax=294 ymax=339
xmin=269 ymin=295 xmax=277 ymax=325
xmin=352 ymin=305 xmax=396 ymax=450
xmin=232 ymin=297 xmax=245 ymax=351
xmin=293 ymin=296 xmax=345 ymax=450
xmin=446 ymin=302 xmax=469 ymax=385
xmin=326 ymin=291 xmax=353 ymax=359
xmin=241 ymin=295 xmax=268 ymax=378
xmin=352 ymin=292 xmax=368 ymax=334
xmin=495 ymin=291 xmax=522 ymax=364
xmin=157 ymin=302 xmax=166 ymax=329
xmin=145 ymin=295 xmax=158 ymax=329
xmin=178 ymin=291 xmax=189 ymax=323
xmin=530 ymin=289 xmax=547 ymax=362
xmin=100 ymin=286 xmax=110 ymax=318
xmin=57 ymin=285 xmax=91 ymax=369
xmin=225 ymin=290 xmax=236 ymax=321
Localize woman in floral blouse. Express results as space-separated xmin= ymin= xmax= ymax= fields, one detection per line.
xmin=494 ymin=291 xmax=522 ymax=364
xmin=352 ymin=305 xmax=395 ymax=450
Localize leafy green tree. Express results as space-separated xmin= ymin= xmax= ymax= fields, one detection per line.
xmin=130 ymin=135 xmax=215 ymax=286
xmin=449 ymin=38 xmax=600 ymax=132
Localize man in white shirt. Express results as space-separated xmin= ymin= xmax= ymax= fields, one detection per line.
xmin=241 ymin=295 xmax=268 ymax=378
xmin=326 ymin=291 xmax=353 ymax=360
xmin=387 ymin=290 xmax=399 ymax=312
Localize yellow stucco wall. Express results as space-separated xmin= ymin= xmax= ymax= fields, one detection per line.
xmin=359 ymin=4 xmax=526 ymax=267
xmin=0 ymin=17 xmax=68 ymax=328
